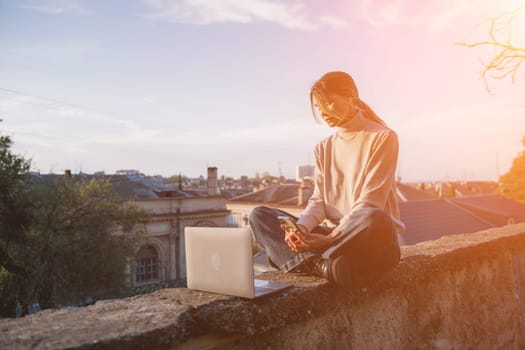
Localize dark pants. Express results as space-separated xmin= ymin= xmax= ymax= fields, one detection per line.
xmin=249 ymin=206 xmax=401 ymax=289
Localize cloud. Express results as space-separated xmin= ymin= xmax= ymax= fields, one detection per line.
xmin=376 ymin=2 xmax=403 ymax=26
xmin=1 ymin=89 xmax=328 ymax=176
xmin=357 ymin=0 xmax=524 ymax=33
xmin=142 ymin=96 xmax=157 ymax=104
xmin=72 ymin=121 xmax=325 ymax=177
xmin=0 ymin=91 xmax=140 ymax=143
xmin=357 ymin=1 xmax=451 ymax=31
xmin=319 ymin=16 xmax=350 ymax=29
xmin=5 ymin=42 xmax=91 ymax=60
xmin=18 ymin=0 xmax=92 ymax=15
xmin=142 ymin=0 xmax=318 ymax=30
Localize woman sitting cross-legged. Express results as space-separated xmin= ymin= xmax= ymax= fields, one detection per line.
xmin=249 ymin=71 xmax=405 ymax=290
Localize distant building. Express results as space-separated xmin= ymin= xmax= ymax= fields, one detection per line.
xmin=116 ymin=169 xmax=142 ymax=176
xmin=44 ymin=169 xmax=232 ymax=288
xmin=123 ymin=167 xmax=230 ymax=287
xmin=132 ymin=196 xmax=230 ymax=286
xmin=240 ymin=176 xmax=249 ymax=191
xmin=296 ymin=165 xmax=314 ymax=181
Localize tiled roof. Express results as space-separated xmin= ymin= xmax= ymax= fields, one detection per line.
xmin=277 ymin=196 xmax=302 ymax=206
xmin=31 ymin=174 xmax=199 ymax=200
xmin=450 ymin=195 xmax=525 ymax=226
xmin=396 ymin=183 xmax=438 ymax=201
xmin=399 ymin=199 xmax=494 ymax=246
xmin=230 ymin=184 xmax=305 ymax=205
xmin=102 ymin=175 xmax=158 ymax=199
xmin=453 ymin=182 xmax=498 ymax=196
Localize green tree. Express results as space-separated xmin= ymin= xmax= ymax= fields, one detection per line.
xmin=0 ymin=134 xmax=32 ymax=273
xmin=27 ymin=177 xmax=145 ymax=309
xmin=0 ymin=132 xmax=146 ymax=317
xmin=499 ymin=136 xmax=525 ymax=202
xmin=0 ymin=133 xmax=34 ymax=316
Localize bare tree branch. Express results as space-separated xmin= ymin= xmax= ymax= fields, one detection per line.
xmin=458 ymin=7 xmax=525 ymax=92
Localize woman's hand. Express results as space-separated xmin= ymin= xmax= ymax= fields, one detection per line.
xmin=281 ymin=223 xmax=308 ymax=252
xmin=294 ymin=233 xmax=332 ymax=252
xmin=281 ymin=224 xmax=338 ymax=252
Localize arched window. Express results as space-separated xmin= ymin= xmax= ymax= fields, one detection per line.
xmin=136 ymin=246 xmax=159 ymax=283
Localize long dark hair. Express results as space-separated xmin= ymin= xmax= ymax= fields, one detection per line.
xmin=310 ymin=71 xmax=386 ymax=126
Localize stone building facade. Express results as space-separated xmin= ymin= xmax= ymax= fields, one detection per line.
xmin=132 ymin=196 xmax=230 ymax=287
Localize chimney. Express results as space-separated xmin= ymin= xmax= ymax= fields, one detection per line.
xmin=207 ymin=167 xmax=219 ymax=196
xmin=65 ymin=169 xmax=72 ymax=179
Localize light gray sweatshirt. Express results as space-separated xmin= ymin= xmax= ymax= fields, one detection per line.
xmin=296 ymin=112 xmax=405 ymax=234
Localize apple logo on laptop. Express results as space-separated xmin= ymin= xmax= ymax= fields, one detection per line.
xmin=211 ymin=253 xmax=222 ymax=271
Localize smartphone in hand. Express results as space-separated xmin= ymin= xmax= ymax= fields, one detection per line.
xmin=277 ymin=215 xmax=300 ymax=232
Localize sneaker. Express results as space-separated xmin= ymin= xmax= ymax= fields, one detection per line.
xmin=293 ymin=256 xmax=330 ymax=279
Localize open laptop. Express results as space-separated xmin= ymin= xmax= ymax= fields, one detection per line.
xmin=184 ymin=226 xmax=291 ymax=299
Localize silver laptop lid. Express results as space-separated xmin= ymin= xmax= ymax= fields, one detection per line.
xmin=185 ymin=227 xmax=255 ymax=298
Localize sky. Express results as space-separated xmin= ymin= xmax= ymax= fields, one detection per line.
xmin=0 ymin=0 xmax=524 ymax=182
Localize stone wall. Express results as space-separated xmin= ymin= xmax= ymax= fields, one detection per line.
xmin=2 ymin=223 xmax=525 ymax=349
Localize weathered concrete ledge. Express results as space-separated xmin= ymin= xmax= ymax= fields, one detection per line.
xmin=3 ymin=223 xmax=525 ymax=349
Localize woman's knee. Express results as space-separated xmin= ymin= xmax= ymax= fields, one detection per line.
xmin=356 ymin=209 xmax=395 ymax=245
xmin=363 ymin=208 xmax=393 ymax=232
xmin=248 ymin=206 xmax=273 ymax=224
xmin=352 ymin=209 xmax=399 ymax=261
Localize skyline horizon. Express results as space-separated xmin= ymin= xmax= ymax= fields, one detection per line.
xmin=2 ymin=111 xmax=517 ymax=183
xmin=22 ymin=159 xmax=504 ymax=184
